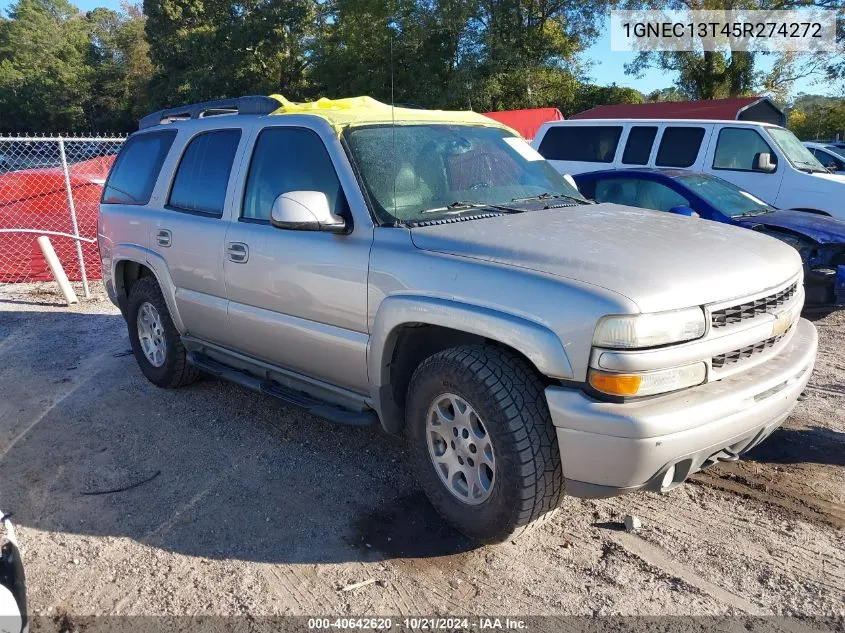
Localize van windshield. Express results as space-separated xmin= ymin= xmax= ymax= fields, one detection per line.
xmin=768 ymin=128 xmax=827 ymax=173
xmin=344 ymin=124 xmax=587 ymax=224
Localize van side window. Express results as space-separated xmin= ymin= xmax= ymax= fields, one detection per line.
xmin=655 ymin=127 xmax=705 ymax=168
xmin=621 ymin=126 xmax=657 ymax=165
xmin=713 ymin=128 xmax=776 ymax=172
xmin=102 ymin=130 xmax=176 ymax=205
xmin=537 ymin=126 xmax=622 ymax=163
xmin=242 ymin=127 xmax=346 ymax=222
xmin=168 ymin=129 xmax=242 ymax=217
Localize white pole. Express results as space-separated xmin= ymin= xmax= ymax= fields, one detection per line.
xmin=58 ymin=138 xmax=90 ymax=299
xmin=37 ymin=235 xmax=79 ymax=305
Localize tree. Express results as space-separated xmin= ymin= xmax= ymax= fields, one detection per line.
xmin=86 ymin=3 xmax=153 ymax=131
xmin=787 ymin=94 xmax=845 ymax=140
xmin=143 ymin=0 xmax=317 ymax=108
xmin=0 ymin=0 xmax=92 ymax=132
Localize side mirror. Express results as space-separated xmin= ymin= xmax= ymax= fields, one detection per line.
xmin=825 ymin=162 xmax=840 ymax=172
xmin=269 ymin=191 xmax=347 ymax=234
xmin=753 ymin=152 xmax=777 ymax=173
xmin=669 ymin=205 xmax=699 ymax=218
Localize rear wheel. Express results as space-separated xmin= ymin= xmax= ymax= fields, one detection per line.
xmin=406 ymin=345 xmax=564 ymax=543
xmin=127 ymin=276 xmax=199 ymax=388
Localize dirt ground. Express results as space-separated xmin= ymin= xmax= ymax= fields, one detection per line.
xmin=0 ymin=281 xmax=843 ymax=628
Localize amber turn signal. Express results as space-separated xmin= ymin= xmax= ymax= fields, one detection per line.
xmin=589 ymin=371 xmax=643 ymax=396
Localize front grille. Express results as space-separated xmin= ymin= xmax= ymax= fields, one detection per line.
xmin=711 ymin=334 xmax=785 ymax=369
xmin=711 ymin=282 xmax=798 ymax=328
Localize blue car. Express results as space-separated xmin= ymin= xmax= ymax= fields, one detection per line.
xmin=573 ymin=169 xmax=845 ymax=308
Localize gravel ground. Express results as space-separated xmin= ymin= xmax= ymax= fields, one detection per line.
xmin=0 ymin=281 xmax=843 ymax=628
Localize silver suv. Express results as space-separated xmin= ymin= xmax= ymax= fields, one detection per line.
xmin=98 ymin=95 xmax=818 ymax=543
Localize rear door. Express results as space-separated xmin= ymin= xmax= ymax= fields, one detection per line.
xmin=146 ymin=124 xmax=246 ymax=346
xmin=650 ymin=124 xmax=711 ymax=172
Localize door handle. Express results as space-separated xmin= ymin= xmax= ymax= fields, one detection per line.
xmin=156 ymin=229 xmax=172 ymax=247
xmin=227 ymin=242 xmax=249 ymax=263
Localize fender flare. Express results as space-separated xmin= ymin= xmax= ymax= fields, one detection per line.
xmin=368 ymin=295 xmax=573 ymax=433
xmin=112 ymin=245 xmax=185 ymax=333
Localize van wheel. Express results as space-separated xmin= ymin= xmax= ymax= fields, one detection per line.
xmin=127 ymin=276 xmax=199 ymax=388
xmin=405 ymin=345 xmax=564 ymax=543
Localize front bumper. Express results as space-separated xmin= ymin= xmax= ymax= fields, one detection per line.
xmin=546 ymin=317 xmax=817 ymax=498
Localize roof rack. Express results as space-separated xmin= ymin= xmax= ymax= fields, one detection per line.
xmin=138 ymin=96 xmax=281 ymax=130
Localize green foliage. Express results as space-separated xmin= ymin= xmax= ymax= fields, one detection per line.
xmin=1 ymin=0 xmax=837 ymax=133
xmin=0 ymin=0 xmax=152 ymax=132
xmin=787 ymin=95 xmax=845 ymax=141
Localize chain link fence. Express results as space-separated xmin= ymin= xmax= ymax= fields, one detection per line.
xmin=0 ymin=135 xmax=126 ymax=296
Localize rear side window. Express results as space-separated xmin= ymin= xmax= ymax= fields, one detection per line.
xmin=655 ymin=127 xmax=705 ymax=168
xmin=621 ymin=126 xmax=658 ymax=165
xmin=168 ymin=129 xmax=242 ymax=216
xmin=102 ymin=131 xmax=176 ymax=205
xmin=537 ymin=126 xmax=622 ymax=163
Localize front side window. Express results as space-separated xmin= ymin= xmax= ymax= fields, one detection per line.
xmin=593 ymin=178 xmax=689 ymax=211
xmin=713 ymin=128 xmax=775 ymax=172
xmin=242 ymin=127 xmax=346 ymax=222
xmin=814 ymin=148 xmax=845 ymax=171
xmin=537 ymin=126 xmax=622 ymax=162
xmin=344 ymin=124 xmax=586 ymax=223
xmin=168 ymin=129 xmax=242 ymax=216
xmin=621 ymin=126 xmax=658 ymax=165
xmin=102 ymin=131 xmax=176 ymax=205
xmin=655 ymin=127 xmax=705 ymax=168
xmin=768 ymin=127 xmax=826 ymax=173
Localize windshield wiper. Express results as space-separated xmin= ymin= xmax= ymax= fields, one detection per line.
xmin=422 ymin=201 xmax=523 ymax=214
xmin=511 ymin=192 xmax=588 ymax=205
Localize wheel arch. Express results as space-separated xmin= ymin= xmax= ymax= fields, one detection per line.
xmin=112 ymin=246 xmax=185 ymax=332
xmin=368 ymin=296 xmax=573 ymax=434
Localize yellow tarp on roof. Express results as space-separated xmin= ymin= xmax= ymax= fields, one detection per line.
xmin=267 ymin=94 xmax=516 ymax=136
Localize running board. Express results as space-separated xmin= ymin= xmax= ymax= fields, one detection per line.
xmin=187 ymin=352 xmax=376 ymax=427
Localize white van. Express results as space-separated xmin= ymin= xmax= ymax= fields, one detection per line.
xmin=532 ymin=119 xmax=845 ymax=220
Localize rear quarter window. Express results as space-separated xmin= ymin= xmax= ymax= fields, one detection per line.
xmin=655 ymin=127 xmax=706 ymax=168
xmin=102 ymin=131 xmax=177 ymax=205
xmin=537 ymin=126 xmax=622 ymax=163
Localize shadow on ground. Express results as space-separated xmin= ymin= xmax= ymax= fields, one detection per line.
xmin=744 ymin=426 xmax=845 ymax=468
xmin=0 ymin=310 xmax=478 ymax=566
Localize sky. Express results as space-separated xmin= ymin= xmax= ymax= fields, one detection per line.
xmin=0 ymin=0 xmax=835 ymax=100
xmin=582 ymin=18 xmax=834 ymax=98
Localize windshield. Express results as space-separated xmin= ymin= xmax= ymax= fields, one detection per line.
xmin=676 ymin=173 xmax=774 ymax=217
xmin=344 ymin=124 xmax=587 ymax=223
xmin=768 ymin=128 xmax=827 ymax=172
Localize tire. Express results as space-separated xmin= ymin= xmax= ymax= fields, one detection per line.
xmin=126 ymin=276 xmax=199 ymax=389
xmin=405 ymin=344 xmax=564 ymax=543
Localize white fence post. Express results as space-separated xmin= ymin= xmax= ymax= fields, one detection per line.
xmin=58 ymin=137 xmax=90 ymax=299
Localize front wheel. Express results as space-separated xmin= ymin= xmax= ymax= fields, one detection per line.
xmin=405 ymin=345 xmax=564 ymax=543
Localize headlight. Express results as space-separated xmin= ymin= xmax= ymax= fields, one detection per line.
xmin=593 ymin=307 xmax=706 ymax=349
xmin=589 ymin=363 xmax=707 ymax=398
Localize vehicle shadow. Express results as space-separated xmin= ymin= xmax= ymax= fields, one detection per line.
xmin=744 ymin=426 xmax=845 ymax=468
xmin=0 ymin=310 xmax=478 ymax=565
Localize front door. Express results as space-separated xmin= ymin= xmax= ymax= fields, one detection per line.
xmin=705 ymin=126 xmax=785 ymax=206
xmin=223 ymin=125 xmax=372 ymax=393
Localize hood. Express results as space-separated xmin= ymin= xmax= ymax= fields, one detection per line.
xmin=410 ymin=204 xmax=802 ymax=313
xmin=734 ymin=209 xmax=845 ymax=245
